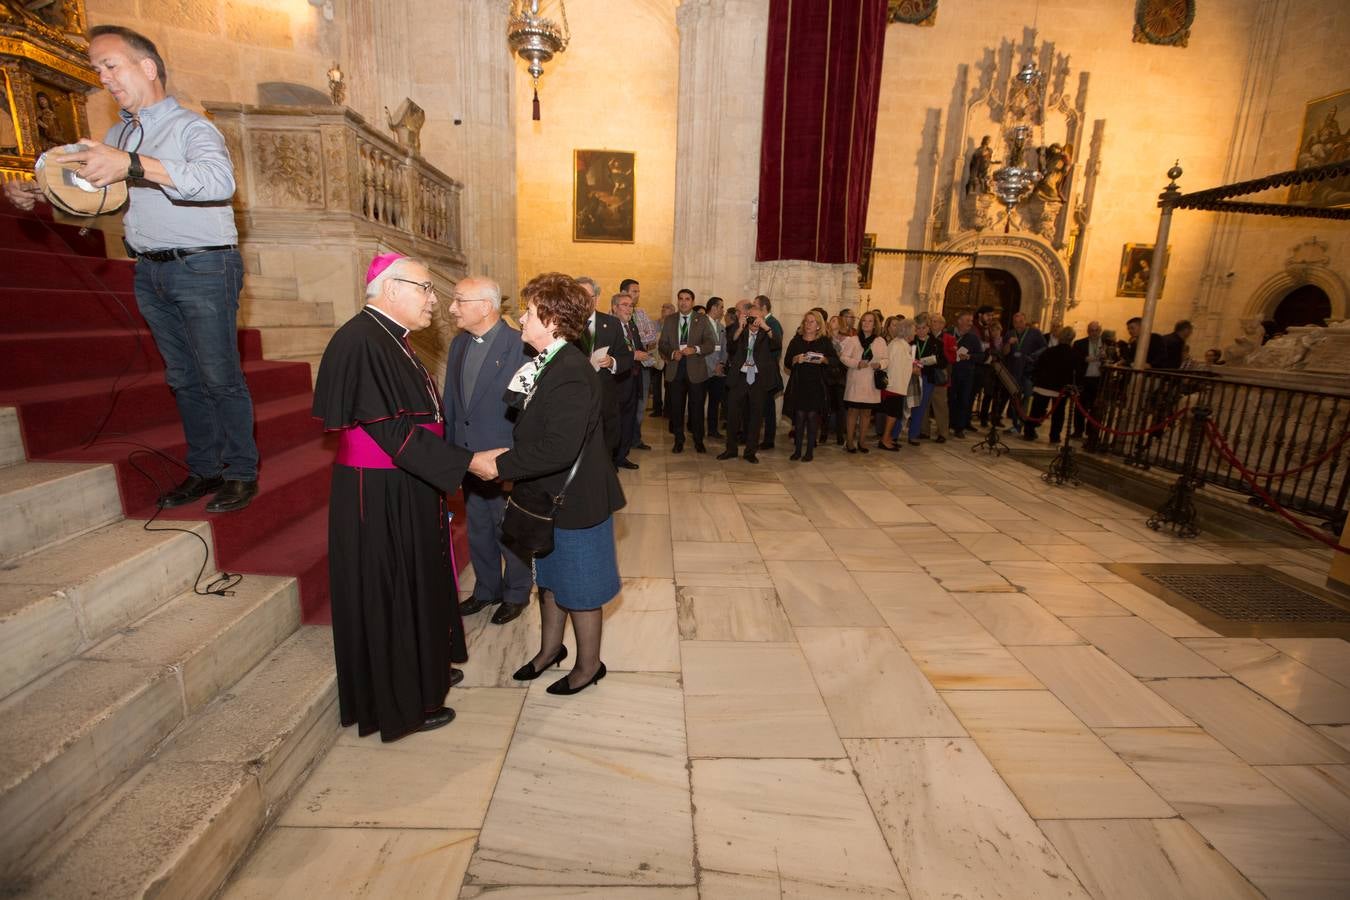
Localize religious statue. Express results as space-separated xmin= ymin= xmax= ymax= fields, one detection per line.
xmin=34 ymin=91 xmax=67 ymax=151
xmin=964 ymin=135 xmax=997 ymax=195
xmin=327 ymin=62 xmax=346 ymax=106
xmin=0 ymin=86 xmax=17 ymax=155
xmin=1223 ymin=318 xmax=1265 ymax=366
xmin=386 ymin=97 xmax=425 ymax=156
xmin=1034 ymin=142 xmax=1073 ymax=201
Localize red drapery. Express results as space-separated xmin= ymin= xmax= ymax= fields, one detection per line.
xmin=756 ymin=0 xmax=888 ymax=265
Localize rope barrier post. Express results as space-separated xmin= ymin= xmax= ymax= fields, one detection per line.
xmin=1043 ymin=385 xmax=1080 ymax=486
xmin=971 ymin=416 xmax=1011 ymax=457
xmin=1148 ymin=404 xmax=1210 ymax=538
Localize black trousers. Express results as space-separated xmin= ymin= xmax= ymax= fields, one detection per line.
xmin=667 ymin=366 xmax=706 ymax=445
xmin=615 ymin=371 xmax=640 ymax=462
xmin=464 ymin=475 xmax=533 ymax=606
xmin=1075 ymin=376 xmax=1100 ymax=438
xmin=1025 ymin=391 xmax=1067 ymax=442
xmin=725 ymin=379 xmax=767 ymax=455
xmin=706 ymin=375 xmax=726 ymax=435
xmin=760 ymin=392 xmax=779 ymax=445
xmin=650 ymin=367 xmax=665 ymax=414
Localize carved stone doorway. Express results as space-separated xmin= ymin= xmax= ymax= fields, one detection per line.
xmin=942 ymin=267 xmax=1021 ymax=331
xmin=1273 ymin=284 xmax=1332 ymax=331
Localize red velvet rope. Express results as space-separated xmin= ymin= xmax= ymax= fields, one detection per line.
xmin=1202 ymin=420 xmax=1350 ymax=554
xmin=1072 ymin=395 xmax=1192 ymax=437
xmin=1203 ymin=428 xmax=1350 ymax=481
xmin=1018 ymin=390 xmax=1068 ymax=425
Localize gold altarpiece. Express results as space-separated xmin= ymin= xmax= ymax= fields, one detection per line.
xmin=0 ymin=0 xmax=98 ymax=184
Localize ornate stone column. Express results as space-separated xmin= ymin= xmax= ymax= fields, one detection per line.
xmin=672 ymin=0 xmax=770 ymax=302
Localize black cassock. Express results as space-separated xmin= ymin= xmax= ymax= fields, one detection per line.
xmin=313 ymin=308 xmax=472 ymax=742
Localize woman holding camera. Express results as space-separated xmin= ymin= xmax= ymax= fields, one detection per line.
xmin=782 ymin=309 xmax=839 ymax=461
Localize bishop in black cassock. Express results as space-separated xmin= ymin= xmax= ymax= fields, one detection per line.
xmin=313 ymin=254 xmax=471 ymax=742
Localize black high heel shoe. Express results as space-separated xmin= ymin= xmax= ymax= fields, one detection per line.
xmin=512 ymin=645 xmax=568 ymax=681
xmin=546 ymin=662 xmax=607 ymax=695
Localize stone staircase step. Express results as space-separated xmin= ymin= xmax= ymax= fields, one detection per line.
xmin=240 ymin=274 xmax=299 ymax=302
xmin=258 ymin=326 xmax=336 ymax=361
xmin=0 ymin=408 xmax=22 ymax=467
xmin=0 ymin=519 xmax=214 ymax=701
xmin=0 ymin=461 xmax=122 ymax=565
xmin=12 ymin=627 xmax=337 ymax=900
xmin=0 ymin=575 xmax=301 ymax=873
xmin=239 ymin=297 xmax=334 ymax=328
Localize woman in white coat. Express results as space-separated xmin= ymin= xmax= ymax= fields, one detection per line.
xmin=878 ymin=317 xmax=916 ymax=450
xmin=838 ymin=310 xmax=888 ymax=454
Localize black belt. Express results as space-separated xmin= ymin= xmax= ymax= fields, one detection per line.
xmin=130 ymin=244 xmax=238 ymax=262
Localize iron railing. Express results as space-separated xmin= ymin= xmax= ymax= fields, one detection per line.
xmin=1086 ymin=366 xmax=1350 ymax=526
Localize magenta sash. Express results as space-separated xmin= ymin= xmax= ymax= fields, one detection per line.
xmin=335 ymin=422 xmax=445 ymax=468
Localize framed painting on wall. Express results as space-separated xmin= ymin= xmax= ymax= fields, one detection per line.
xmin=1117 ymin=243 xmax=1170 ymax=298
xmin=574 ymin=149 xmax=635 ymax=243
xmin=1288 ymin=88 xmax=1350 ymax=209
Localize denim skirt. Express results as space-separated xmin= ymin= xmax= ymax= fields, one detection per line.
xmin=533 ymin=516 xmax=622 ymax=610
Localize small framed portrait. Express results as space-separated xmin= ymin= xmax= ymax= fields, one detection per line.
xmin=1117 ymin=243 xmax=1170 ymax=298
xmin=574 ymin=149 xmax=635 ymax=243
xmin=857 ymin=233 xmax=877 ymax=289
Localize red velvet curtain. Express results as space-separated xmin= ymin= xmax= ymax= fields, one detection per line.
xmin=756 ymin=0 xmax=888 ymax=265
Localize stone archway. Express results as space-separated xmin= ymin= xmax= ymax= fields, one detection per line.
xmin=926 ymin=232 xmax=1068 ymax=328
xmin=1243 ymin=237 xmax=1348 ymax=324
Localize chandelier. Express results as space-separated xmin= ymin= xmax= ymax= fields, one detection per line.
xmin=507 ymin=0 xmax=570 ymax=121
xmin=991 ymin=62 xmax=1043 ymax=231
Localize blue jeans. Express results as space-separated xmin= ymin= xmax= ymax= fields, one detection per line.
xmin=134 ymin=249 xmax=258 ymax=481
xmin=908 ymin=380 xmax=934 ymax=440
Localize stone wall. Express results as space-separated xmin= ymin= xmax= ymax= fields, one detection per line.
xmin=514 ymin=0 xmax=679 ymax=312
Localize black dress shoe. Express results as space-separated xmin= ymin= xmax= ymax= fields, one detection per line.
xmin=513 ymin=645 xmax=568 ymax=680
xmin=802 ymin=450 xmax=814 ymax=462
xmin=449 ymin=667 xmax=465 ymax=687
xmin=158 ymin=474 xmax=223 ymax=508
xmin=694 ymin=441 xmax=706 ymax=454
xmin=707 ymin=430 xmax=723 ymax=439
xmin=759 ymin=441 xmax=774 ymax=450
xmin=490 ymin=602 xmax=527 ymax=625
xmin=743 ymin=452 xmax=759 ymax=464
xmin=789 ymin=450 xmax=802 ymax=461
xmin=459 ymin=595 xmax=501 ymax=615
xmin=205 ymin=479 xmax=258 ymax=513
xmin=616 ymin=459 xmax=639 ymax=470
xmin=546 ymin=662 xmax=606 ymax=695
xmin=419 ymin=707 xmax=456 ymax=732
xmin=635 ymin=442 xmax=652 ymax=451
xmin=716 ymin=449 xmax=737 ymax=461
xmin=672 ymin=443 xmax=684 ymax=454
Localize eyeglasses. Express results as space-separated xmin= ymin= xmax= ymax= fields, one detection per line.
xmin=391 ymin=278 xmax=436 ymax=296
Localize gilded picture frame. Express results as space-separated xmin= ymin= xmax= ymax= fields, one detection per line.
xmin=1288 ymin=88 xmax=1350 ymax=209
xmin=574 ymin=149 xmax=635 ymax=243
xmin=1117 ymin=243 xmax=1170 ymax=298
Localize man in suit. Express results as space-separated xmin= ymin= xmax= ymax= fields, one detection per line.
xmin=755 ymin=294 xmax=785 ymax=449
xmin=1072 ymin=320 xmax=1106 ymax=439
xmin=621 ymin=277 xmax=657 ymax=450
xmin=610 ymin=292 xmax=648 ymax=469
xmin=1002 ymin=311 xmax=1046 ymax=433
xmin=718 ymin=298 xmax=782 ymax=464
xmin=1152 ymin=320 xmax=1192 ymax=370
xmin=704 ymin=297 xmax=727 ymax=439
xmin=659 ymin=288 xmax=717 ymax=453
xmin=444 ymin=276 xmax=532 ymax=626
xmin=575 ymin=277 xmax=634 ymax=457
xmin=949 ymin=311 xmax=985 ymax=438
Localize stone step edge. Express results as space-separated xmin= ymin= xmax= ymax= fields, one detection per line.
xmin=0 ymin=407 xmax=23 ymax=468
xmin=13 ymin=626 xmax=338 ymax=900
xmin=0 ymin=462 xmax=123 ymax=566
xmin=0 ymin=576 xmax=301 ymax=875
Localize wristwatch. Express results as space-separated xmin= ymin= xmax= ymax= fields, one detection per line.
xmin=126 ymin=151 xmax=144 ymax=181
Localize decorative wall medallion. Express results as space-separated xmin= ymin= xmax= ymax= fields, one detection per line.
xmin=1133 ymin=0 xmax=1195 ymax=48
xmin=887 ymin=0 xmax=937 ymax=28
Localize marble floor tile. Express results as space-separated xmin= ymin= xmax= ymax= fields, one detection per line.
xmin=1023 ymin=584 xmax=1129 ymax=617
xmin=908 ymin=644 xmax=1043 ymax=690
xmin=1023 ymin=541 xmax=1112 ymax=564
xmin=460 ymin=598 xmax=560 ymax=688
xmin=1320 ymin=724 xmax=1350 ymax=753
xmin=667 ymin=491 xmax=752 ymax=542
xmin=1101 ymin=727 xmax=1350 ymax=898
xmin=921 ymin=561 xmax=1015 ymax=592
xmin=601 ymin=578 xmax=681 ymax=673
xmin=672 ymin=539 xmax=766 ymax=575
xmin=818 ymin=528 xmax=920 ymax=572
xmin=666 ymin=468 xmax=732 ymax=494
xmin=1039 ymin=819 xmax=1261 ymax=900
xmin=464 ymin=890 xmax=696 ymax=899
xmin=681 ymin=641 xmax=843 ymax=758
xmin=843 ymin=489 xmax=929 ymax=524
xmin=738 ymin=495 xmax=814 ymax=532
xmin=911 ymin=504 xmax=1000 ymax=533
xmin=952 ymin=532 xmax=1046 ymax=561
xmin=1011 ymin=501 xmax=1101 ymax=532
xmin=1181 ymin=638 xmax=1350 ymax=725
xmin=877 ymin=594 xmax=1001 ymax=650
xmin=729 ymin=479 xmax=792 ymax=497
xmin=693 ymin=758 xmax=907 ymax=898
xmin=1149 ymin=678 xmax=1350 ymax=765
xmin=1256 ymin=764 xmax=1350 ymax=842
xmin=1265 ymin=637 xmax=1350 ymax=689
xmin=951 ymin=495 xmax=1031 ymax=521
xmin=881 ymin=523 xmax=949 ymax=542
xmin=223 ymin=827 xmax=476 ymax=899
xmin=942 ymin=690 xmax=1174 ymax=819
xmin=1090 ymin=582 xmax=1219 ymax=638
xmin=753 ymin=528 xmax=836 ymax=561
xmin=614 ymin=514 xmax=675 ymax=578
xmin=1009 ymin=645 xmax=1192 ymax=727
xmin=1065 ymin=616 xmax=1223 ymax=678
xmin=954 ymin=594 xmax=1084 ymax=645
xmin=767 ymin=560 xmax=885 ymax=627
xmin=786 ymin=482 xmax=875 ymax=528
xmin=281 ymin=688 xmax=525 ymax=829
xmin=852 ymin=570 xmax=947 ymax=607
xmin=675 ymin=585 xmax=794 ymax=642
xmin=900 ymin=539 xmax=980 ymax=565
xmin=621 ymin=483 xmax=673 ymax=515
xmin=466 ymin=673 xmax=693 ymax=887
xmin=674 ymin=570 xmax=775 ymax=589
xmin=1055 ymin=563 xmax=1127 ymax=583
xmin=996 ymin=520 xmax=1084 ymax=545
xmin=796 ymin=628 xmax=965 ymax=738
xmin=846 ymin=738 xmax=1087 ymax=900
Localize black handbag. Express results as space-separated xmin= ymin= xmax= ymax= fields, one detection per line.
xmin=874 ymin=369 xmax=889 ymax=391
xmin=501 ymin=433 xmax=589 ymax=560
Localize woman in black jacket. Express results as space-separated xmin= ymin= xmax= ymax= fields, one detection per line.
xmin=471 ymin=273 xmax=626 ymax=695
xmin=782 ymin=309 xmax=839 ymax=461
xmin=1024 ymin=326 xmax=1080 ymax=444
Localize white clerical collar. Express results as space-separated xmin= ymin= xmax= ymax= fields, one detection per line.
xmin=364 ymin=303 xmax=409 ymax=337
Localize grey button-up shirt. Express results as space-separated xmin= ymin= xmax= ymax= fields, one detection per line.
xmin=104 ymin=96 xmax=238 ymax=251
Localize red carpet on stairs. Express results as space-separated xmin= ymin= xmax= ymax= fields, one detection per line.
xmin=0 ymin=207 xmax=468 ymax=624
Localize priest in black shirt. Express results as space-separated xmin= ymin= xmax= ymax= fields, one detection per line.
xmin=313 ymin=253 xmax=472 ymax=742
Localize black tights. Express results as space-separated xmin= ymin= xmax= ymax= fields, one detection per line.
xmin=793 ymin=411 xmax=819 ymax=453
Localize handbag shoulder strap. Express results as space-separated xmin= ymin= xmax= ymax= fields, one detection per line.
xmin=550 ymin=418 xmax=596 ymax=512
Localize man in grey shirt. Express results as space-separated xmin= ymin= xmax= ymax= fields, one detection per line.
xmin=5 ymin=25 xmax=258 ymax=512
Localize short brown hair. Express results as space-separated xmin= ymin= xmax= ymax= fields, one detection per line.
xmin=522 ymin=272 xmax=590 ymax=340
xmin=90 ymin=25 xmax=168 ymax=86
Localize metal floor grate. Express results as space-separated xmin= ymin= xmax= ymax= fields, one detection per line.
xmin=1144 ymin=572 xmax=1350 ymax=624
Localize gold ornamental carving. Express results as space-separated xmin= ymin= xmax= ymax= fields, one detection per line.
xmin=249 ymin=130 xmax=323 ymax=208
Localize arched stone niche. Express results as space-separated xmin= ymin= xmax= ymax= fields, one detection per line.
xmin=1243 ymin=238 xmax=1348 ymax=323
xmin=926 ymin=232 xmax=1068 ymax=326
